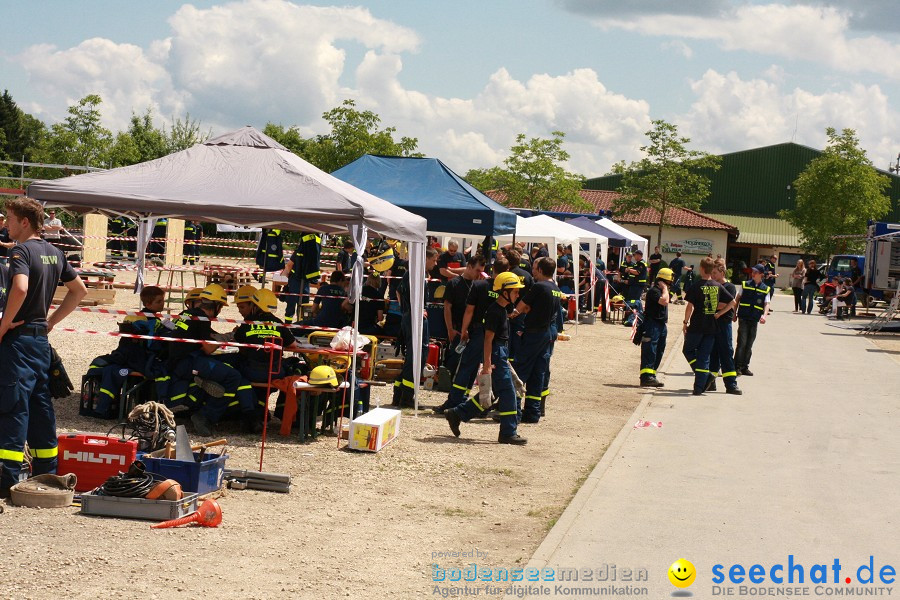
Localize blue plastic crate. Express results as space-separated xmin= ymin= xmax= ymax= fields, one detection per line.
xmin=140 ymin=452 xmax=228 ymax=495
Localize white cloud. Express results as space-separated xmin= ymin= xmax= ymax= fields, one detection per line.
xmin=17 ymin=38 xmax=186 ymax=127
xmin=662 ymin=40 xmax=694 ymax=59
xmin=594 ymin=4 xmax=900 ymax=80
xmin=681 ymin=69 xmax=900 ymax=166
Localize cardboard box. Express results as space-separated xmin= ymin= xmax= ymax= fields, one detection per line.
xmin=348 ymin=407 xmax=401 ymax=452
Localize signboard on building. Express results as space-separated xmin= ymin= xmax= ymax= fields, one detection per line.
xmin=662 ymin=239 xmax=714 ymax=255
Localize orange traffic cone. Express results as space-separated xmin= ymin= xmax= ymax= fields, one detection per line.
xmin=151 ymin=498 xmax=222 ymax=529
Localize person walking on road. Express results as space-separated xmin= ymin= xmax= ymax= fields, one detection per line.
xmin=802 ymin=259 xmax=825 ymax=314
xmin=790 ymin=259 xmax=806 ymax=313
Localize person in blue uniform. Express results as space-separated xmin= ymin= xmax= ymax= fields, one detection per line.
xmin=0 ymin=198 xmax=87 ymax=497
xmin=183 ymin=220 xmax=201 ymax=265
xmin=256 ymin=229 xmax=285 ymax=273
xmin=512 ymin=257 xmax=562 ymax=423
xmin=445 ymin=272 xmax=527 ymax=445
xmin=281 ymin=232 xmax=321 ymax=324
xmin=639 ymin=267 xmax=672 ymax=388
xmin=392 ymin=247 xmax=439 ymax=408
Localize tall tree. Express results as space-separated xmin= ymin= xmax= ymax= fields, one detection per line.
xmin=614 ymin=119 xmax=721 ymax=247
xmin=126 ymin=108 xmax=169 ymax=163
xmin=304 ymin=99 xmax=421 ymax=172
xmin=263 ymin=123 xmax=311 ymax=158
xmin=780 ymin=127 xmax=891 ymax=256
xmin=464 ymin=131 xmax=585 ymax=211
xmin=165 ymin=113 xmax=210 ymax=153
xmin=31 ymin=94 xmax=114 ymax=177
xmin=0 ymin=90 xmax=47 ymax=166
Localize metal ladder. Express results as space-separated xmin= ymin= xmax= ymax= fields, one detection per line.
xmin=860 ymin=281 xmax=900 ymax=335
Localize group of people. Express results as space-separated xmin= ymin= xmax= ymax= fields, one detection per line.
xmin=638 ymin=256 xmax=772 ymax=395
xmin=790 ymin=257 xmax=862 ymax=318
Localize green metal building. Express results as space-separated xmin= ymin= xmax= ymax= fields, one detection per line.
xmin=584 ymin=142 xmax=900 ymax=220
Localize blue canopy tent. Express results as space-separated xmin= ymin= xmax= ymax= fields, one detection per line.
xmin=332 ymin=155 xmax=517 ymax=237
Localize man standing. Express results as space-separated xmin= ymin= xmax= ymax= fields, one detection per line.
xmin=42 ymin=209 xmax=63 ymax=243
xmin=668 ymin=252 xmax=685 ymax=304
xmin=0 ymin=215 xmax=13 ymax=266
xmin=514 ymin=257 xmax=563 ymax=422
xmin=624 ymin=250 xmax=647 ymax=327
xmin=0 ymin=198 xmax=87 ymax=496
xmin=733 ymin=265 xmax=770 ymax=377
xmin=437 ymin=239 xmax=466 ymax=282
xmin=393 ymin=247 xmax=439 ymax=408
xmin=681 ymin=256 xmax=734 ymax=396
xmin=849 ymin=258 xmax=864 ymax=316
xmin=443 ymin=255 xmax=484 ymax=379
xmin=765 ymin=253 xmax=779 ymax=300
xmin=281 ymin=232 xmax=321 ymax=323
xmin=648 ymin=245 xmax=663 ymax=282
xmin=705 ymin=258 xmax=742 ymax=395
xmin=639 ymin=267 xmax=673 ymax=387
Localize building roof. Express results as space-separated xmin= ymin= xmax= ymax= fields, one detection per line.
xmin=704 ymin=213 xmax=802 ymax=248
xmin=484 ymin=189 xmax=737 ymax=232
xmin=583 ymin=142 xmax=900 ymax=220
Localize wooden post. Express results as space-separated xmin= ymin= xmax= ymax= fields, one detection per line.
xmin=166 ymin=218 xmax=184 ymax=266
xmin=82 ymin=214 xmax=107 ymax=265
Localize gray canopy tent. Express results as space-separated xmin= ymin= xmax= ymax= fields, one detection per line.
xmin=28 ymin=126 xmax=430 ymax=415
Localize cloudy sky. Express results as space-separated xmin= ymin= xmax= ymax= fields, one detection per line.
xmin=3 ymin=0 xmax=900 ymax=177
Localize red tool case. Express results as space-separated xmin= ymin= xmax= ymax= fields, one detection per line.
xmin=57 ymin=434 xmax=137 ymax=492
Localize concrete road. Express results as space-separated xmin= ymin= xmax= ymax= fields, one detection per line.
xmin=523 ymin=294 xmax=900 ymax=598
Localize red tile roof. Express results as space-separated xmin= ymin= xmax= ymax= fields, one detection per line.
xmin=486 ymin=189 xmax=737 ymax=233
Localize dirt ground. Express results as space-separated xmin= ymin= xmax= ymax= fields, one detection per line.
xmin=0 ymin=274 xmax=680 ymax=600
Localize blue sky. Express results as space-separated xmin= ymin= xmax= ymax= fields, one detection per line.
xmin=3 ymin=0 xmax=900 ymax=176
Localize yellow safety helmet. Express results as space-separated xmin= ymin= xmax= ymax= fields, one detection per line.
xmin=611 ymin=294 xmax=624 ymax=303
xmin=250 ymin=288 xmax=278 ymax=313
xmin=433 ymin=284 xmax=446 ymax=300
xmin=185 ymin=288 xmax=204 ymax=303
xmin=656 ymin=268 xmax=675 ymax=283
xmin=199 ymin=283 xmax=229 ymax=306
xmin=370 ymin=248 xmax=394 ymax=273
xmin=493 ymin=271 xmax=525 ymax=291
xmin=235 ymin=285 xmax=257 ymax=304
xmin=308 ymin=365 xmax=339 ymax=387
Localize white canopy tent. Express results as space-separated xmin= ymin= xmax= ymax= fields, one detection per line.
xmin=596 ymin=217 xmax=648 ymax=256
xmin=497 ymin=215 xmax=608 ymax=320
xmin=28 ymin=126 xmax=429 ymax=420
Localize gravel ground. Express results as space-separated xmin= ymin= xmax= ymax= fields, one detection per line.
xmin=0 ymin=271 xmax=675 ymax=600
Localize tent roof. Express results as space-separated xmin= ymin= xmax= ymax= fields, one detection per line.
xmin=26 ymin=127 xmax=426 ymax=242
xmin=331 ymin=155 xmax=517 ymax=237
xmin=596 ymin=218 xmax=647 ymax=252
xmin=567 ymin=216 xmax=629 ymax=247
xmin=497 ymin=214 xmax=607 ymax=246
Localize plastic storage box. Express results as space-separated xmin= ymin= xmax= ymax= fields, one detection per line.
xmin=57 ymin=434 xmax=138 ymax=492
xmin=80 ymin=492 xmax=198 ymax=521
xmin=348 ymin=407 xmax=401 ymax=452
xmin=140 ymin=453 xmax=228 ymax=495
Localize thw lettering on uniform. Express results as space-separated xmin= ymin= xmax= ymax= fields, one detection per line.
xmin=40 ymin=254 xmax=59 ymax=265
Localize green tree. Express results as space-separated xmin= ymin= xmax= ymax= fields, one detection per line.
xmin=614 ymin=119 xmax=721 ymax=247
xmin=0 ymin=90 xmax=47 ymax=169
xmin=780 ymin=127 xmax=891 ymax=256
xmin=31 ymin=94 xmax=114 ymax=177
xmin=263 ymin=123 xmax=311 ymax=157
xmin=165 ymin=113 xmax=210 ymax=153
xmin=305 ymin=99 xmax=421 ymax=172
xmin=464 ymin=131 xmax=585 ymax=211
xmin=126 ymin=108 xmax=168 ymax=163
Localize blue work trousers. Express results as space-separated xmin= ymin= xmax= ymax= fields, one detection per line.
xmin=0 ymin=332 xmax=57 ymax=494
xmin=708 ymin=319 xmax=738 ymax=389
xmin=452 ymin=344 xmax=519 ymax=438
xmin=508 ymin=316 xmax=526 ymax=363
xmin=443 ymin=328 xmax=484 ymax=411
xmin=171 ymin=353 xmax=255 ymax=423
xmin=682 ymin=331 xmax=716 ymax=394
xmin=802 ymin=283 xmax=818 ymax=314
xmin=513 ymin=329 xmax=553 ymax=422
xmin=284 ymin=278 xmax=310 ymax=322
xmin=393 ymin=311 xmax=429 ymax=406
xmin=639 ymin=319 xmax=667 ymax=380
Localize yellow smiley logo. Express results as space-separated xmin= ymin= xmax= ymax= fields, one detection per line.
xmin=668 ymin=558 xmax=696 ymax=588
